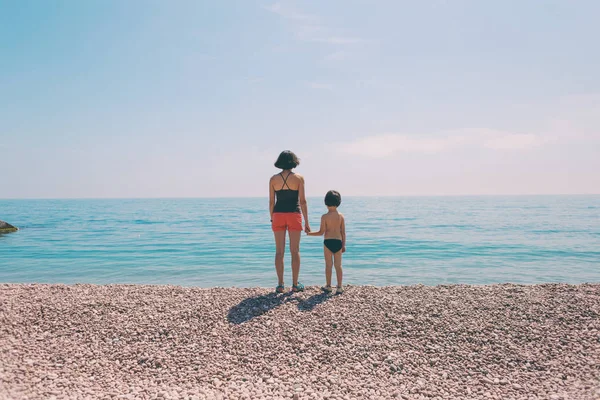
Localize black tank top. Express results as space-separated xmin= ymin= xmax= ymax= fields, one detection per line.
xmin=273 ymin=172 xmax=301 ymax=213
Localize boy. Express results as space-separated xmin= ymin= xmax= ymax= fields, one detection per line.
xmin=307 ymin=190 xmax=345 ymax=294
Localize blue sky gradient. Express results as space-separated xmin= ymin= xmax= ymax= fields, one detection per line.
xmin=1 ymin=0 xmax=599 ymax=198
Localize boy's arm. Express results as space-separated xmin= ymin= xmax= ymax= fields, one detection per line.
xmin=341 ymin=215 xmax=346 ymax=252
xmin=307 ymin=215 xmax=325 ymax=236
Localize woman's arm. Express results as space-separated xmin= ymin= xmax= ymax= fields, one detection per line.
xmin=269 ymin=178 xmax=275 ymax=221
xmin=298 ymin=175 xmax=310 ymax=232
xmin=307 ymin=215 xmax=325 ymax=236
xmin=341 ymin=214 xmax=346 ymax=252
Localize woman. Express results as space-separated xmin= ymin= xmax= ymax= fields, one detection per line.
xmin=269 ymin=150 xmax=310 ymax=293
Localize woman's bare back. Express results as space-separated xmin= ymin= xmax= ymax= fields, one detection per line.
xmin=270 ymin=172 xmax=303 ymax=191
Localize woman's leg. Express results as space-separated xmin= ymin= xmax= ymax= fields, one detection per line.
xmin=333 ymin=251 xmax=343 ymax=287
xmin=274 ymin=230 xmax=286 ymax=286
xmin=324 ymin=246 xmax=333 ymax=287
xmin=288 ymin=230 xmax=301 ymax=286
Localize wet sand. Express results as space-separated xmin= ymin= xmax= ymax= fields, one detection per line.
xmin=1 ymin=283 xmax=599 ymax=399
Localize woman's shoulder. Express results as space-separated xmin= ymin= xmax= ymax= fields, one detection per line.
xmin=270 ymin=171 xmax=303 ymax=184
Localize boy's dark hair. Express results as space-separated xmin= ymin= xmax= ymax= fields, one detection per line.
xmin=274 ymin=150 xmax=300 ymax=170
xmin=325 ymin=190 xmax=341 ymax=207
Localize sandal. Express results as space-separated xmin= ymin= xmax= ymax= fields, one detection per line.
xmin=291 ymin=283 xmax=305 ymax=292
xmin=321 ymin=286 xmax=332 ymax=293
xmin=275 ymin=284 xmax=285 ymax=294
xmin=335 ymin=286 xmax=344 ymax=295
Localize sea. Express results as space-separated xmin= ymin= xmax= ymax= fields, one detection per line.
xmin=1 ymin=196 xmax=599 ymax=287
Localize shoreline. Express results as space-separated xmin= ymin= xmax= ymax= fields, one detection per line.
xmin=1 ymin=283 xmax=599 ymax=399
xmin=2 ymin=281 xmax=598 ymax=289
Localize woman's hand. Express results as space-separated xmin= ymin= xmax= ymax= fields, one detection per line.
xmin=304 ymin=223 xmax=311 ymax=234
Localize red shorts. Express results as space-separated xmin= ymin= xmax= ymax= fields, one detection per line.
xmin=272 ymin=212 xmax=303 ymax=232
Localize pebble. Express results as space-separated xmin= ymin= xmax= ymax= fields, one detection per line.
xmin=1 ymin=283 xmax=598 ymax=400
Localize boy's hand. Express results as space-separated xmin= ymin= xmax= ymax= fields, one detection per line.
xmin=342 ymin=246 xmax=346 ymax=253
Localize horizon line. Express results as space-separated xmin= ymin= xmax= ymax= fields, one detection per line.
xmin=1 ymin=193 xmax=599 ymax=201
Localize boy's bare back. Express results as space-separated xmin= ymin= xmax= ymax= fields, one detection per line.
xmin=321 ymin=211 xmax=344 ymax=240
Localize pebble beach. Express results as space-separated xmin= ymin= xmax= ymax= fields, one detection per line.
xmin=1 ymin=283 xmax=599 ymax=400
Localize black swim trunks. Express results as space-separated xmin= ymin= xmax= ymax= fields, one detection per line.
xmin=324 ymin=239 xmax=343 ymax=253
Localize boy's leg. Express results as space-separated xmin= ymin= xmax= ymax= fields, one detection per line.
xmin=273 ymin=230 xmax=286 ymax=286
xmin=324 ymin=246 xmax=333 ymax=287
xmin=333 ymin=252 xmax=343 ymax=288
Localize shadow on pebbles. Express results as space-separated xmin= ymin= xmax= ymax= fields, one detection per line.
xmin=1 ymin=283 xmax=599 ymax=399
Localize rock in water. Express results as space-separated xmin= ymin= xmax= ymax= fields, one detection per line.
xmin=0 ymin=220 xmax=18 ymax=233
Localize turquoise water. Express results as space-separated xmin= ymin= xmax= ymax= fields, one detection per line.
xmin=1 ymin=196 xmax=599 ymax=287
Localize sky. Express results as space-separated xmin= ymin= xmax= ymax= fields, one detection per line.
xmin=1 ymin=0 xmax=599 ymax=198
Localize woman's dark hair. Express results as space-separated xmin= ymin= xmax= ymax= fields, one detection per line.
xmin=274 ymin=150 xmax=300 ymax=170
xmin=325 ymin=190 xmax=342 ymax=207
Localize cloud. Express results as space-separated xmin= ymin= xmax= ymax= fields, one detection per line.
xmin=340 ymin=134 xmax=466 ymax=157
xmin=264 ymin=2 xmax=317 ymax=22
xmin=264 ymin=2 xmax=365 ymax=46
xmin=353 ymin=78 xmax=403 ymax=90
xmin=307 ymin=82 xmax=333 ymax=90
xmin=483 ymin=133 xmax=542 ymax=150
xmin=340 ymin=93 xmax=600 ymax=159
xmin=340 ymin=129 xmax=549 ymax=158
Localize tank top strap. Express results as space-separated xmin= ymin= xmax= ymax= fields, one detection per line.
xmin=280 ymin=172 xmax=294 ymax=190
